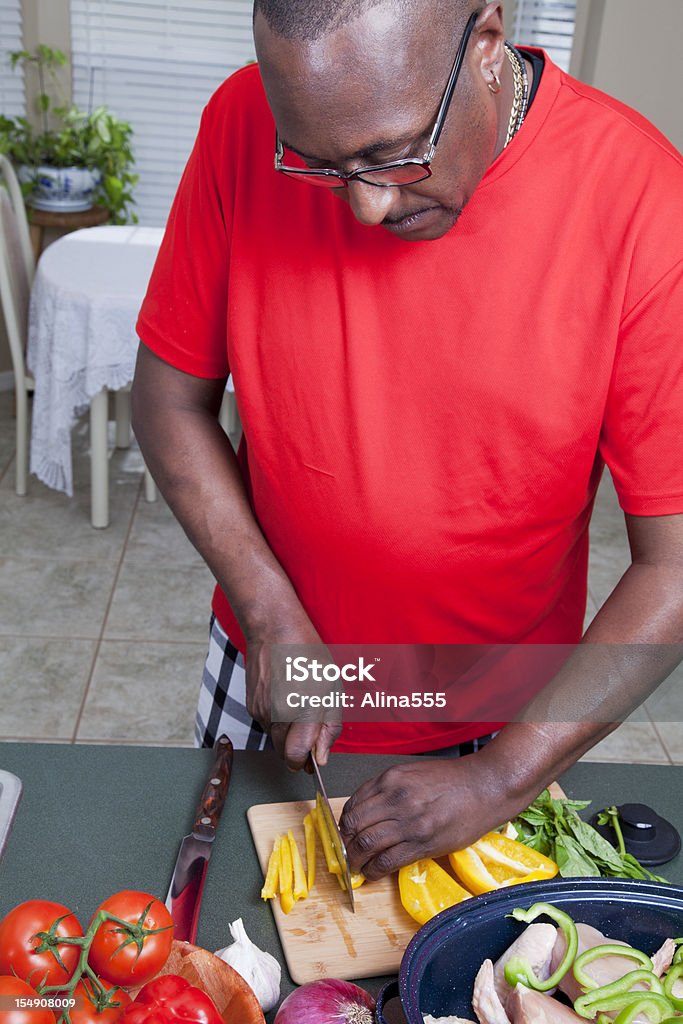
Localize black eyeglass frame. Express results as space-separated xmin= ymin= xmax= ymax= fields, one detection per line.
xmin=274 ymin=9 xmax=480 ymax=188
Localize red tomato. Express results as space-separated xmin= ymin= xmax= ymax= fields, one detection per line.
xmin=0 ymin=902 xmax=83 ymax=988
xmin=87 ymin=893 xmax=173 ymax=988
xmin=67 ymin=979 xmax=131 ymax=1024
xmin=119 ymin=976 xmax=222 ymax=1024
xmin=0 ymin=975 xmax=56 ymax=1024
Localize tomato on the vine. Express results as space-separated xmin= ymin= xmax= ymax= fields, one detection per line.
xmin=87 ymin=893 xmax=173 ymax=988
xmin=67 ymin=979 xmax=131 ymax=1024
xmin=0 ymin=901 xmax=83 ymax=988
xmin=0 ymin=975 xmax=56 ymax=1024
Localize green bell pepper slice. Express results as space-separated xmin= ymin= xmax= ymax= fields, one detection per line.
xmin=504 ymin=903 xmax=579 ymax=992
xmin=573 ymin=944 xmax=653 ymax=990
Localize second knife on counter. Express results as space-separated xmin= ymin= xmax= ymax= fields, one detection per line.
xmin=165 ymin=734 xmax=234 ymax=941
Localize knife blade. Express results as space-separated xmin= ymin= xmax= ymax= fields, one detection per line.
xmin=311 ymin=753 xmax=355 ymax=912
xmin=165 ymin=734 xmax=234 ymax=941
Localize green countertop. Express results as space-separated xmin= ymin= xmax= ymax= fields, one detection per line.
xmin=0 ymin=744 xmax=681 ymax=1021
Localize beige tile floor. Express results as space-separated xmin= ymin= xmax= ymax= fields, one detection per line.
xmin=0 ymin=389 xmax=680 ymax=758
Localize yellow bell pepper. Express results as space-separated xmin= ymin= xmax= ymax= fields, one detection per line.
xmin=398 ymin=858 xmax=471 ymax=925
xmin=303 ymin=812 xmax=316 ymax=891
xmin=260 ymin=834 xmax=280 ymax=900
xmin=313 ymin=796 xmax=342 ymax=875
xmin=333 ymin=869 xmax=366 ymax=891
xmin=279 ymin=833 xmax=295 ymax=914
xmin=288 ymin=829 xmax=309 ymax=901
xmin=312 ymin=799 xmax=365 ymax=892
xmin=448 ymin=832 xmax=558 ymax=895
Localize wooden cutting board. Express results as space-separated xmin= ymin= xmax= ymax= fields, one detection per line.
xmin=247 ymin=783 xmax=566 ymax=985
xmin=247 ymin=796 xmax=418 ymax=984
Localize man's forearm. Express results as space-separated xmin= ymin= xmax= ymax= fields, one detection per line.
xmin=476 ymin=557 xmax=683 ymax=820
xmin=131 ymin=347 xmax=308 ymax=640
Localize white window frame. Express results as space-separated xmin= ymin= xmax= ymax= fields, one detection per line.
xmin=509 ymin=0 xmax=578 ymax=72
xmin=70 ymin=1 xmax=256 ymax=226
xmin=0 ymin=0 xmax=26 ymax=119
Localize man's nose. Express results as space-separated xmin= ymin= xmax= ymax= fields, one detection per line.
xmin=346 ymin=179 xmax=397 ymax=226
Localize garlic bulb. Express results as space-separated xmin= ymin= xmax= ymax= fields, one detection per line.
xmin=215 ymin=918 xmax=281 ymax=1012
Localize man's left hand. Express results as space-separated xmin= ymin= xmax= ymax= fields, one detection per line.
xmin=339 ymin=758 xmax=509 ymax=880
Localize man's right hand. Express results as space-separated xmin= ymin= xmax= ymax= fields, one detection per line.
xmin=245 ymin=616 xmax=342 ymax=769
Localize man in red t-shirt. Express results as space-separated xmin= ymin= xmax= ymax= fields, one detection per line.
xmin=133 ymin=0 xmax=683 ymax=878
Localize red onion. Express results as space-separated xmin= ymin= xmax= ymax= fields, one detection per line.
xmin=274 ymin=978 xmax=376 ymax=1023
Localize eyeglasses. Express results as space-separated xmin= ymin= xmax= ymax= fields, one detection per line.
xmin=274 ymin=9 xmax=479 ymax=189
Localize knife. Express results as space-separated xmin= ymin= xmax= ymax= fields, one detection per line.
xmin=311 ymin=752 xmax=355 ymax=912
xmin=165 ymin=734 xmax=234 ymax=941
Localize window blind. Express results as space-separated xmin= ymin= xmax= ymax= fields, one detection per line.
xmin=0 ymin=0 xmax=26 ymax=118
xmin=510 ymin=0 xmax=577 ymax=72
xmin=70 ymin=0 xmax=256 ymax=226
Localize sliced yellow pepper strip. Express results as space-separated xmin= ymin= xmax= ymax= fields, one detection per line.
xmin=333 ymin=871 xmax=366 ymax=891
xmin=288 ymin=829 xmax=309 ymax=901
xmin=449 ymin=832 xmax=558 ymax=895
xmin=314 ymin=794 xmax=342 ymax=875
xmin=279 ymin=833 xmax=294 ymax=914
xmin=398 ymin=858 xmax=471 ymax=926
xmin=260 ymin=834 xmax=280 ymax=900
xmin=303 ymin=812 xmax=316 ymax=891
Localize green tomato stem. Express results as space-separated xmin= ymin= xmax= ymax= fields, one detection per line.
xmin=36 ymin=907 xmax=170 ymax=1024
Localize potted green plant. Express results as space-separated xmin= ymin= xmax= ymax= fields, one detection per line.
xmin=0 ymin=45 xmax=138 ymax=223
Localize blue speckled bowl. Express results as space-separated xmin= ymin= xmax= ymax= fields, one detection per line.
xmin=376 ymin=878 xmax=683 ymax=1024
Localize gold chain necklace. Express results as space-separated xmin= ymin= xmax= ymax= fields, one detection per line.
xmin=504 ymin=44 xmax=529 ymax=148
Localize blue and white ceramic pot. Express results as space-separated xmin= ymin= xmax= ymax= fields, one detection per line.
xmin=18 ymin=164 xmax=102 ymax=212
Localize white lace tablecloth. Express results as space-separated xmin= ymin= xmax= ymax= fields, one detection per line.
xmin=27 ymin=225 xmax=164 ymax=495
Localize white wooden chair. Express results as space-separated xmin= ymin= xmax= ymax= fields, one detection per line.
xmin=0 ymin=154 xmax=156 ymax=525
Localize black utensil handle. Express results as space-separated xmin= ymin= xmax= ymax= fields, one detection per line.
xmin=375 ymin=980 xmax=407 ymax=1024
xmin=193 ymin=735 xmax=234 ymax=835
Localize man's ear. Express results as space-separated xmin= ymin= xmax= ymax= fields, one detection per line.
xmin=472 ymin=2 xmax=506 ymax=88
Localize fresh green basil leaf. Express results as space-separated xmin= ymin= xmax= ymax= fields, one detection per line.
xmin=565 ymin=815 xmax=624 ymax=871
xmin=555 ymin=834 xmax=601 ymax=877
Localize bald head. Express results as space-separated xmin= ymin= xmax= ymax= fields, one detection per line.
xmin=253 ymin=0 xmax=474 ymax=42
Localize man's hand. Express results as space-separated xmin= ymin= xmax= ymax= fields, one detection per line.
xmin=339 ymin=757 xmax=510 ymax=881
xmin=244 ymin=617 xmax=342 ymax=769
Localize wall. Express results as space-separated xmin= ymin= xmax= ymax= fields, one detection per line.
xmin=571 ymin=0 xmax=683 ymax=151
xmin=21 ymin=0 xmax=72 ymax=119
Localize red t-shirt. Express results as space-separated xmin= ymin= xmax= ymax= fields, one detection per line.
xmin=137 ymin=53 xmax=683 ymax=753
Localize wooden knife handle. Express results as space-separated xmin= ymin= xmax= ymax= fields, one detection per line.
xmin=193 ymin=735 xmax=234 ymax=836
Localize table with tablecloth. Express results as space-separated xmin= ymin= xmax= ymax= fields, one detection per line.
xmin=27 ymin=225 xmax=163 ymax=495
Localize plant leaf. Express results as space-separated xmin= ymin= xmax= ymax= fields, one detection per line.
xmin=564 ymin=815 xmax=624 ymax=871
xmin=555 ymin=834 xmax=601 ymax=877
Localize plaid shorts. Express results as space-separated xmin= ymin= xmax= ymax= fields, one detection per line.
xmin=195 ymin=615 xmax=497 ymax=754
xmin=195 ymin=615 xmax=272 ymax=750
